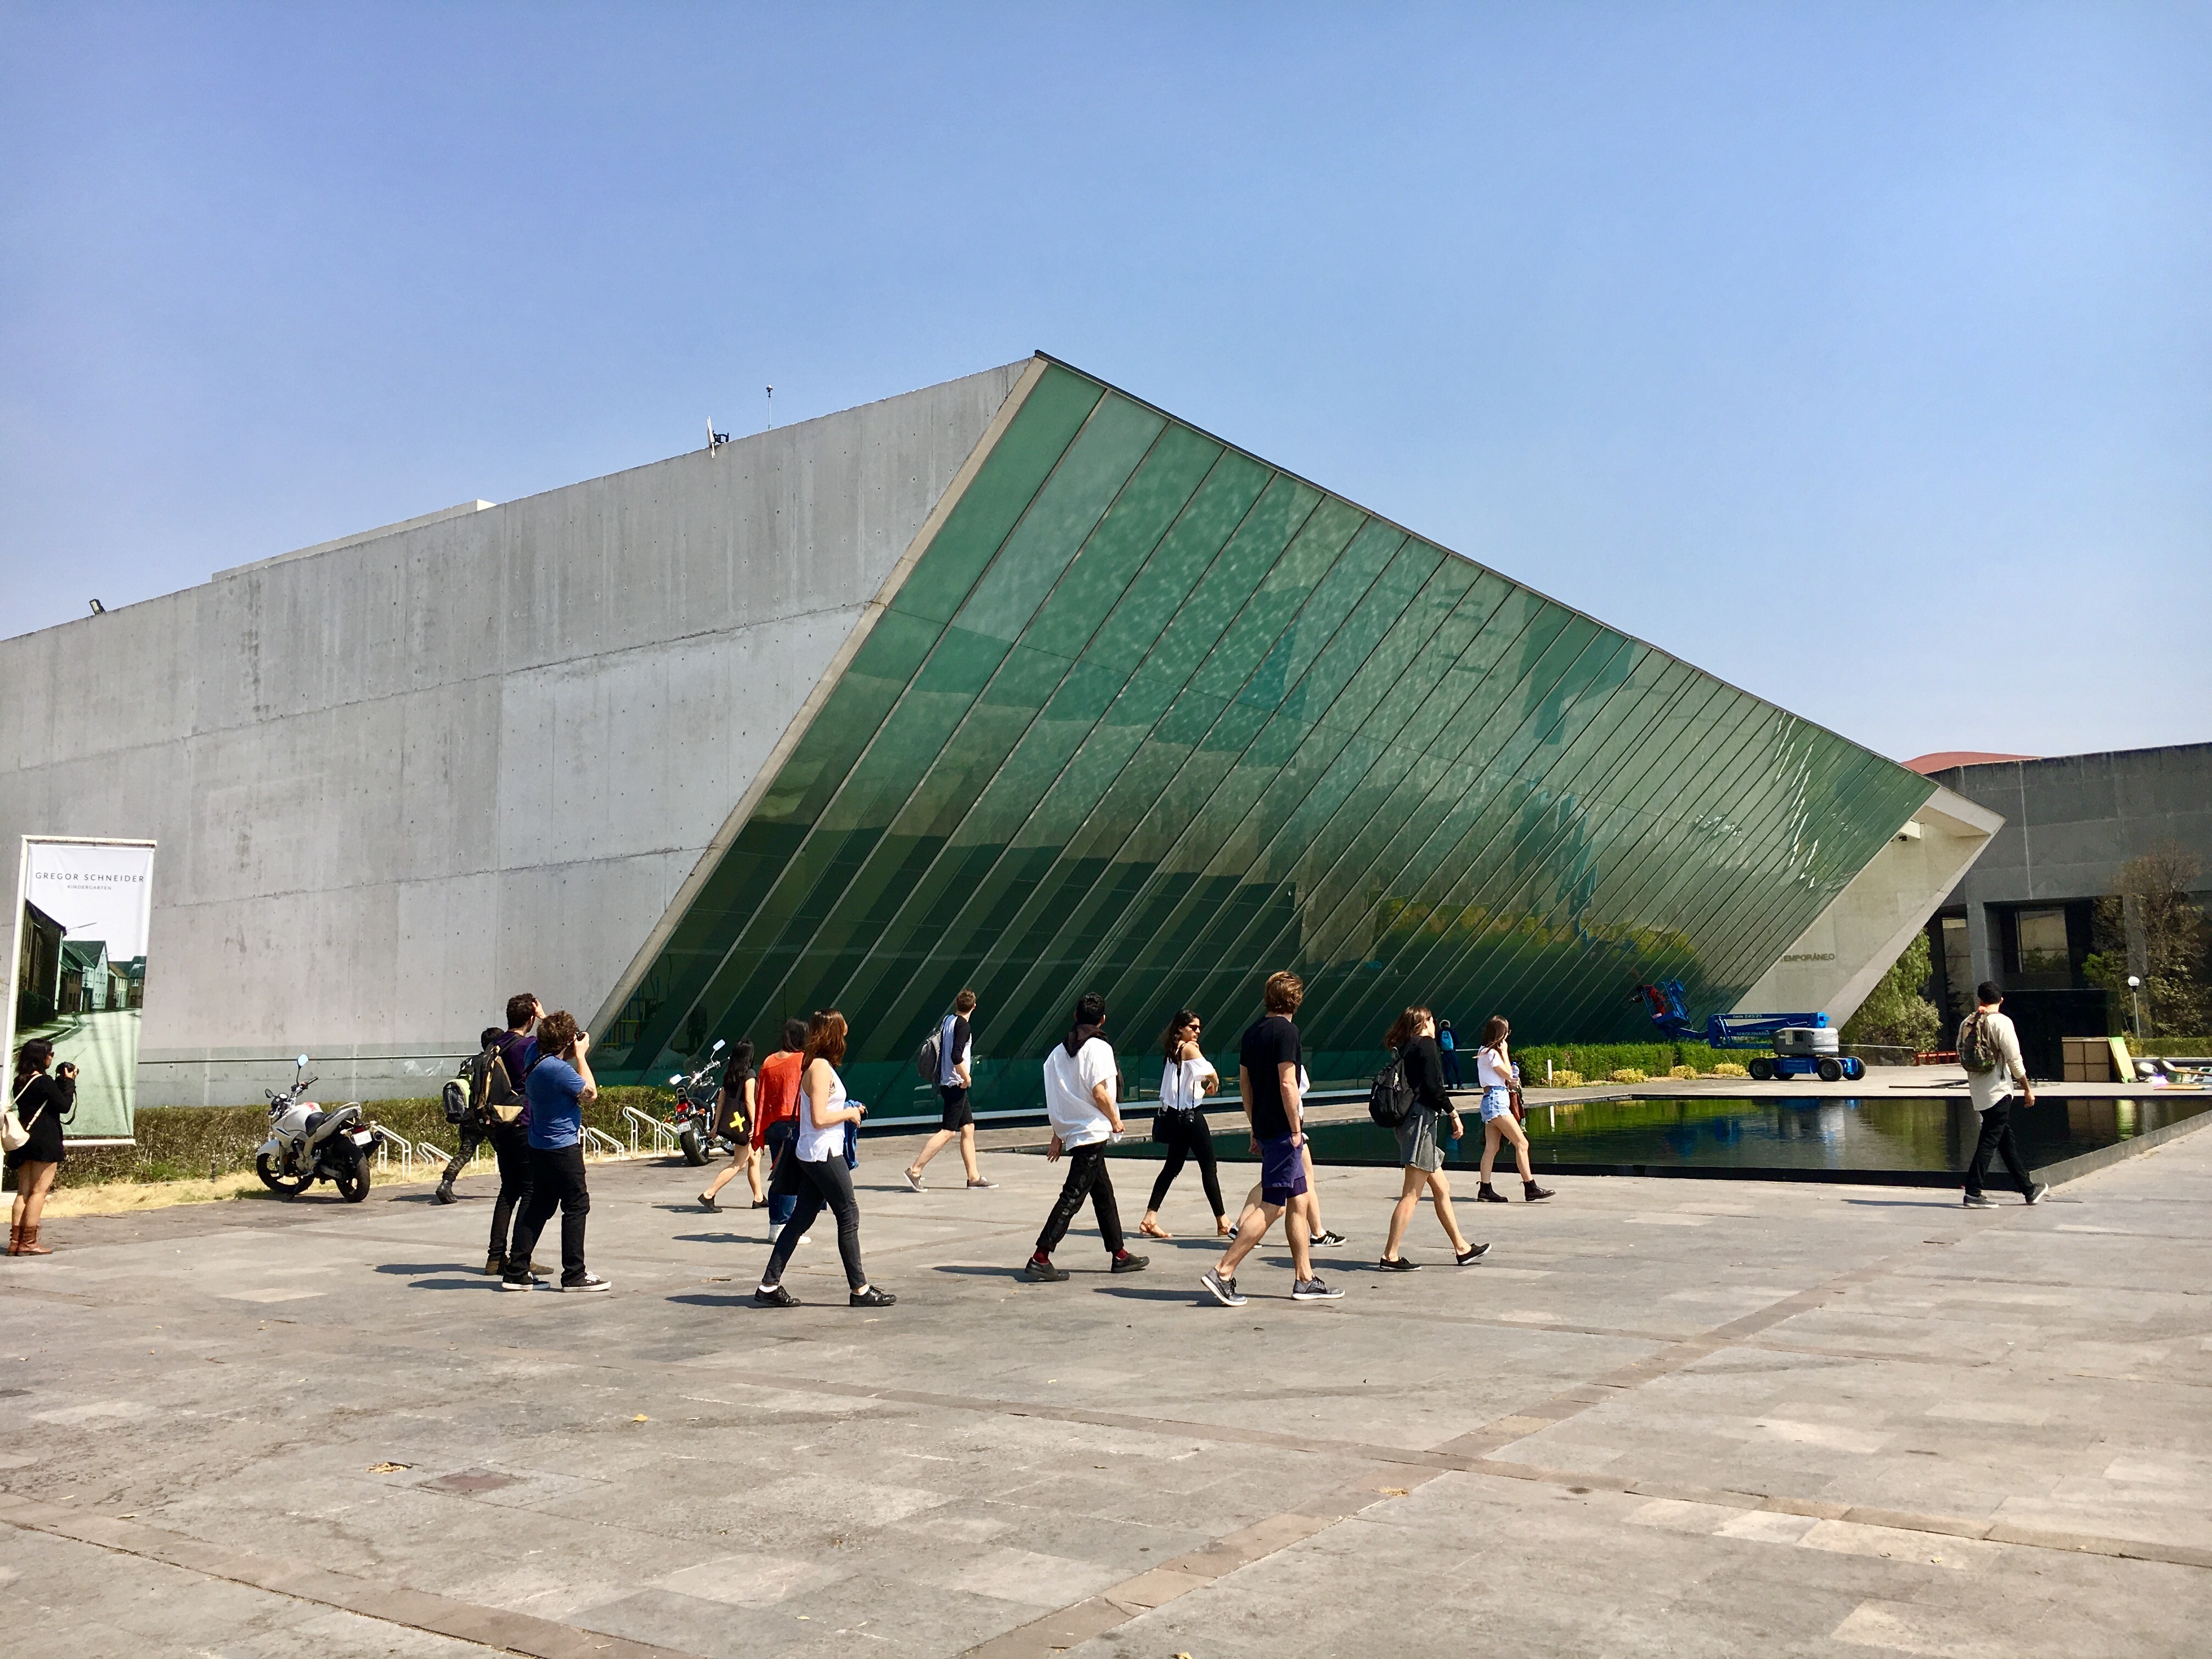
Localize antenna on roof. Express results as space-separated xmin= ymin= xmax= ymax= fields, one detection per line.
xmin=706 ymin=419 xmax=729 ymax=454
xmin=764 ymin=386 xmax=773 ymax=432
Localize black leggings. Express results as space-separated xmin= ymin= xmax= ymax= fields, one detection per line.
xmin=1147 ymin=1112 xmax=1224 ymax=1218
xmin=763 ymin=1154 xmax=867 ymax=1291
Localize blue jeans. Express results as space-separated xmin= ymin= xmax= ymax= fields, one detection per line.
xmin=764 ymin=1120 xmax=798 ymax=1225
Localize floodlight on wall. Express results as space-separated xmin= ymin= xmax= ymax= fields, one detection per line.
xmin=88 ymin=599 xmax=105 ymax=615
xmin=706 ymin=420 xmax=730 ymax=454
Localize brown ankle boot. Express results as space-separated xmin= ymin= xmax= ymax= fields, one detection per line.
xmin=18 ymin=1225 xmax=50 ymax=1256
xmin=5 ymin=1224 xmax=19 ymax=1256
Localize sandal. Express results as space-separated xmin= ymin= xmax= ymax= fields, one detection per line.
xmin=1139 ymin=1218 xmax=1173 ymax=1239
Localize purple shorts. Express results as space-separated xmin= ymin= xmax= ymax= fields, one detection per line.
xmin=1259 ymin=1134 xmax=1308 ymax=1206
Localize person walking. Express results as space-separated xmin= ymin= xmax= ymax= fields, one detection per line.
xmin=1473 ymin=1017 xmax=1554 ymax=1203
xmin=1200 ymin=972 xmax=1341 ymax=1306
xmin=1022 ymin=992 xmax=1149 ymax=1282
xmin=748 ymin=1019 xmax=809 ymax=1227
xmin=437 ymin=992 xmax=539 ymax=1210
xmin=500 ymin=1011 xmax=610 ymax=1293
xmin=698 ymin=1040 xmax=765 ymax=1211
xmin=1223 ymin=1065 xmax=1345 ymax=1248
xmin=904 ymin=990 xmax=994 ymax=1192
xmin=7 ymin=1040 xmax=75 ymax=1257
xmin=1377 ymin=1008 xmax=1490 ymax=1271
xmin=754 ymin=1011 xmax=895 ymax=1307
xmin=1437 ymin=1018 xmax=1463 ymax=1088
xmin=1959 ymin=982 xmax=2048 ymax=1209
xmin=1139 ymin=1010 xmax=1227 ymax=1240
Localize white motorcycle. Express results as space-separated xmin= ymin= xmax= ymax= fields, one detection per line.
xmin=255 ymin=1056 xmax=380 ymax=1203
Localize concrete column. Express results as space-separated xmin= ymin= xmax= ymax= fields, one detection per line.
xmin=1968 ymin=901 xmax=1997 ymax=995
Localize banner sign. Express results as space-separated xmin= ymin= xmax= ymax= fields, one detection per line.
xmin=7 ymin=838 xmax=156 ymax=1142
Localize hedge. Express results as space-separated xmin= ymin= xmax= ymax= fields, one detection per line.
xmin=26 ymin=1086 xmax=678 ymax=1190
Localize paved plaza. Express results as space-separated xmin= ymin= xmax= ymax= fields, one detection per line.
xmin=4 ymin=1116 xmax=2210 ymax=1658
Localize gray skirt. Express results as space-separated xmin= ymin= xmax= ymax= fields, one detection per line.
xmin=1396 ymin=1108 xmax=1444 ymax=1173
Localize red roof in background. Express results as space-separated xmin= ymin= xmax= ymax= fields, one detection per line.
xmin=1902 ymin=751 xmax=2039 ymax=775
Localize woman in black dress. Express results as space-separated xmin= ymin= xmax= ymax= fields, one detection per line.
xmin=8 ymin=1039 xmax=75 ymax=1257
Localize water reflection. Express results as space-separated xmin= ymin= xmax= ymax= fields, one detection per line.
xmin=1105 ymin=1094 xmax=2212 ymax=1177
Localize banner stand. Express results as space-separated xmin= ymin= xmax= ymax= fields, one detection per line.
xmin=5 ymin=836 xmax=157 ymax=1148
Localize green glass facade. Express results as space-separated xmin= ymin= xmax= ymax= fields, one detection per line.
xmin=596 ymin=360 xmax=1933 ymax=1118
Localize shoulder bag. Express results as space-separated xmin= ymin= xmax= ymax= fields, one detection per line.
xmin=3 ymin=1076 xmax=46 ymax=1153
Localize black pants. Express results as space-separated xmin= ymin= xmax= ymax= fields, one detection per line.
xmin=1037 ymin=1143 xmax=1125 ymax=1257
xmin=486 ymin=1122 xmax=533 ymax=1262
xmin=438 ymin=1116 xmax=487 ymax=1190
xmin=763 ymin=1154 xmax=867 ymax=1291
xmin=1147 ymin=1111 xmax=1224 ymax=1218
xmin=1965 ymin=1100 xmax=2035 ymax=1197
xmin=505 ymin=1144 xmax=590 ymax=1283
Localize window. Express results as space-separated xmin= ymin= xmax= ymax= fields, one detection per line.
xmin=2012 ymin=906 xmax=2072 ymax=989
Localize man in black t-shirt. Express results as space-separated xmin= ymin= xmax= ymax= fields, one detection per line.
xmin=904 ymin=989 xmax=995 ymax=1192
xmin=1200 ymin=972 xmax=1340 ymax=1306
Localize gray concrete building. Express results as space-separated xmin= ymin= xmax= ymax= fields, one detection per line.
xmin=1915 ymin=743 xmax=2212 ymax=1065
xmin=4 ymin=356 xmax=1996 ymax=1113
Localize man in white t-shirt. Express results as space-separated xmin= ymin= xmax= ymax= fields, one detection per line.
xmin=1960 ymin=981 xmax=2047 ymax=1209
xmin=1022 ymin=992 xmax=1149 ymax=1282
xmin=904 ymin=989 xmax=995 ymax=1192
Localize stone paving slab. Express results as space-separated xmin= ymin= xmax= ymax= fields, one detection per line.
xmin=3 ymin=1121 xmax=2209 ymax=1656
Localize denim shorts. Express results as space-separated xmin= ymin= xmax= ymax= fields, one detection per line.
xmin=1480 ymin=1086 xmax=1514 ymax=1122
xmin=1259 ymin=1133 xmax=1308 ymax=1205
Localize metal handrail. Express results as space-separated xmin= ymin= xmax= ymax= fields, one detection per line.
xmin=579 ymin=1126 xmax=624 ymax=1159
xmin=370 ymin=1125 xmax=416 ymax=1177
xmin=620 ymin=1106 xmax=678 ymax=1156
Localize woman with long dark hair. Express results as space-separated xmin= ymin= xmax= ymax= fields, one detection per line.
xmin=755 ymin=1011 xmax=894 ymax=1308
xmin=7 ymin=1039 xmax=74 ymax=1257
xmin=1139 ymin=1010 xmax=1227 ymax=1240
xmin=698 ymin=1039 xmax=764 ymax=1211
xmin=1474 ymin=1015 xmax=1553 ymax=1203
xmin=1378 ymin=1007 xmax=1488 ymax=1271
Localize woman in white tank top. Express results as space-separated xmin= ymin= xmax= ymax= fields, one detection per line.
xmin=1139 ymin=1010 xmax=1227 ymax=1239
xmin=1473 ymin=1015 xmax=1552 ymax=1204
xmin=755 ymin=1011 xmax=897 ymax=1308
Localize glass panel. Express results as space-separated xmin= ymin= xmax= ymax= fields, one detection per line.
xmin=597 ymin=359 xmax=1936 ymax=1117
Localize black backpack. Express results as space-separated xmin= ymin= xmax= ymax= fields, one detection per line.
xmin=1368 ymin=1052 xmax=1415 ymax=1128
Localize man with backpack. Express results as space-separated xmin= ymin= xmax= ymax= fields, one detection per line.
xmin=904 ymin=989 xmax=995 ymax=1192
xmin=1959 ymin=981 xmax=2048 ymax=1209
xmin=433 ymin=994 xmax=543 ymax=1277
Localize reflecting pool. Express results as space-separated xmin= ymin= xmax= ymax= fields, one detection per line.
xmin=1099 ymin=1093 xmax=2212 ymax=1182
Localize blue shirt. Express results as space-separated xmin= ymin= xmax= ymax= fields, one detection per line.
xmin=525 ymin=1054 xmax=584 ymax=1149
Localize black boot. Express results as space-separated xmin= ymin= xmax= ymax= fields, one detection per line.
xmin=432 ymin=1183 xmax=456 ymax=1205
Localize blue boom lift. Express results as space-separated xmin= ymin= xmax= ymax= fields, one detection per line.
xmin=1634 ymin=980 xmax=1865 ymax=1083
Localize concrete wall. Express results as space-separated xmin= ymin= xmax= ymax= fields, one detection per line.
xmin=0 ymin=362 xmax=1028 ymax=1104
xmin=1925 ymin=744 xmax=2212 ymax=989
xmin=1732 ymin=784 xmax=2002 ymax=1025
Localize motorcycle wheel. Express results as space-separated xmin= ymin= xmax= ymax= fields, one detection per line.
xmin=334 ymin=1156 xmax=371 ymax=1204
xmin=679 ymin=1127 xmax=709 ymax=1166
xmin=255 ymin=1153 xmax=314 ymax=1199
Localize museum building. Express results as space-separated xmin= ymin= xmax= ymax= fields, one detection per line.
xmin=0 ymin=357 xmax=1999 ymax=1118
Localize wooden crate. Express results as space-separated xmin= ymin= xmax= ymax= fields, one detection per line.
xmin=2061 ymin=1036 xmax=2116 ymax=1083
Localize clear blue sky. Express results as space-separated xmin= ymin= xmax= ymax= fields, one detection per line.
xmin=4 ymin=3 xmax=2206 ymax=761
